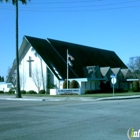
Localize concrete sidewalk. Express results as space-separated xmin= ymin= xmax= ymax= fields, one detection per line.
xmin=0 ymin=94 xmax=140 ymax=101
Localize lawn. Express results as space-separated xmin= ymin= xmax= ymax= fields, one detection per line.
xmin=23 ymin=92 xmax=140 ymax=98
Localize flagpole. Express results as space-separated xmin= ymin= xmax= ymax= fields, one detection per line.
xmin=67 ymin=49 xmax=68 ymax=89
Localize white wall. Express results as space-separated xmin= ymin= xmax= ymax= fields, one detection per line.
xmin=0 ymin=83 xmax=13 ymax=92
xmin=19 ymin=46 xmax=59 ymax=93
xmin=81 ymin=81 xmax=100 ymax=94
xmin=19 ymin=47 xmax=41 ymax=92
xmin=120 ymin=82 xmax=128 ymax=90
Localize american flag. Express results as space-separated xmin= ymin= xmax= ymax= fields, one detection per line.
xmin=68 ymin=53 xmax=74 ymax=61
xmin=67 ymin=53 xmax=74 ymax=67
xmin=68 ymin=60 xmax=73 ymax=67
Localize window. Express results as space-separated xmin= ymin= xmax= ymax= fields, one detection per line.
xmin=27 ymin=56 xmax=34 ymax=77
xmin=7 ymin=84 xmax=12 ymax=88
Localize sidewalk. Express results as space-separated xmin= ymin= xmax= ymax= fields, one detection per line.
xmin=0 ymin=94 xmax=140 ymax=101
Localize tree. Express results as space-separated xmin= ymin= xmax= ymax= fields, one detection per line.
xmin=32 ymin=67 xmax=42 ymax=93
xmin=127 ymin=56 xmax=140 ymax=78
xmin=0 ymin=76 xmax=4 ymax=82
xmin=1 ymin=77 xmax=4 ymax=82
xmin=31 ymin=47 xmax=45 ymax=91
xmin=6 ymin=67 xmax=11 ymax=81
xmin=20 ymin=72 xmax=26 ymax=90
xmin=0 ymin=0 xmax=30 ymax=98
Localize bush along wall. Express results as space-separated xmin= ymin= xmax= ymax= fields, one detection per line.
xmin=46 ymin=83 xmax=56 ymax=94
xmin=8 ymin=87 xmax=15 ymax=94
xmin=21 ymin=90 xmax=26 ymax=94
xmin=132 ymin=81 xmax=139 ymax=92
xmin=39 ymin=89 xmax=46 ymax=94
xmin=27 ymin=90 xmax=37 ymax=94
xmin=0 ymin=91 xmax=4 ymax=94
xmin=63 ymin=80 xmax=70 ymax=89
xmin=70 ymin=80 xmax=79 ymax=88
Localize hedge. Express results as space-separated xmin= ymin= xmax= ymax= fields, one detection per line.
xmin=27 ymin=90 xmax=37 ymax=94
xmin=70 ymin=80 xmax=79 ymax=88
xmin=39 ymin=89 xmax=46 ymax=94
xmin=63 ymin=80 xmax=70 ymax=89
xmin=0 ymin=90 xmax=4 ymax=94
xmin=21 ymin=90 xmax=26 ymax=94
xmin=132 ymin=81 xmax=139 ymax=92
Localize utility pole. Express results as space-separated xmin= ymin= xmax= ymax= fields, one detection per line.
xmin=16 ymin=0 xmax=21 ymax=98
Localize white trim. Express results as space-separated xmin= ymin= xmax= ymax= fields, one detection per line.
xmin=127 ymin=79 xmax=139 ymax=81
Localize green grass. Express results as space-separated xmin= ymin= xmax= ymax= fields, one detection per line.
xmin=22 ymin=92 xmax=140 ymax=98
xmin=2 ymin=92 xmax=140 ymax=98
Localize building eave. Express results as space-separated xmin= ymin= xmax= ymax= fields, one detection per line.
xmin=6 ymin=36 xmax=30 ymax=83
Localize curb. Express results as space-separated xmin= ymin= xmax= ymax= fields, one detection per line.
xmin=0 ymin=98 xmax=44 ymax=101
xmin=0 ymin=95 xmax=140 ymax=102
xmin=95 ymin=95 xmax=140 ymax=101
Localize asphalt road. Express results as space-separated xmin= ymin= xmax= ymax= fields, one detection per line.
xmin=0 ymin=99 xmax=139 ymax=140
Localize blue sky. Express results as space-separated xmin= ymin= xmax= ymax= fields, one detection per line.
xmin=0 ymin=0 xmax=140 ymax=79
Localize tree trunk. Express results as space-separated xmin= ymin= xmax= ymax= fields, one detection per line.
xmin=16 ymin=0 xmax=21 ymax=98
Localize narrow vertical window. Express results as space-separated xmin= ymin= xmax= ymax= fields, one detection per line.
xmin=27 ymin=56 xmax=34 ymax=77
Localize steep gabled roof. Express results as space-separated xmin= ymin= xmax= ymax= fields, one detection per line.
xmin=48 ymin=38 xmax=127 ymax=78
xmin=121 ymin=69 xmax=129 ymax=77
xmin=100 ymin=67 xmax=111 ymax=76
xmin=24 ymin=36 xmax=71 ymax=80
xmin=83 ymin=66 xmax=102 ymax=78
xmin=121 ymin=69 xmax=134 ymax=78
xmin=111 ymin=68 xmax=121 ymax=75
xmin=25 ymin=36 xmax=127 ymax=79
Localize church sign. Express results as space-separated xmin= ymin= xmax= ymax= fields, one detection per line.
xmin=57 ymin=89 xmax=81 ymax=95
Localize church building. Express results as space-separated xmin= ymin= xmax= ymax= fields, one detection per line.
xmin=6 ymin=36 xmax=131 ymax=94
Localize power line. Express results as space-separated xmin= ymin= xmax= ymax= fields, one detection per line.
xmin=1 ymin=5 xmax=140 ymax=12
xmin=30 ymin=0 xmax=140 ymax=5
xmin=30 ymin=0 xmax=102 ymax=4
xmin=0 ymin=0 xmax=140 ymax=12
xmin=18 ymin=0 xmax=140 ymax=9
xmin=1 ymin=0 xmax=140 ymax=7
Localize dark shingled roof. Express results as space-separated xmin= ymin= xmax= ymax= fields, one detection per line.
xmin=25 ymin=36 xmax=127 ymax=80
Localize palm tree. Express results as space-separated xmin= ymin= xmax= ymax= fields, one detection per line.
xmin=0 ymin=0 xmax=30 ymax=98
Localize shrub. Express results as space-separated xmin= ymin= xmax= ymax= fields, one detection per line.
xmin=21 ymin=90 xmax=26 ymax=94
xmin=0 ymin=90 xmax=4 ymax=94
xmin=85 ymin=89 xmax=105 ymax=94
xmin=63 ymin=80 xmax=70 ymax=89
xmin=9 ymin=87 xmax=15 ymax=94
xmin=46 ymin=83 xmax=57 ymax=94
xmin=47 ymin=83 xmax=56 ymax=89
xmin=70 ymin=80 xmax=79 ymax=88
xmin=100 ymin=81 xmax=111 ymax=93
xmin=132 ymin=81 xmax=139 ymax=92
xmin=28 ymin=90 xmax=37 ymax=94
xmin=85 ymin=90 xmax=94 ymax=94
xmin=39 ymin=89 xmax=46 ymax=94
xmin=85 ymin=89 xmax=89 ymax=94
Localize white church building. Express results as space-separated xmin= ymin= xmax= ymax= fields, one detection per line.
xmin=6 ymin=36 xmax=133 ymax=94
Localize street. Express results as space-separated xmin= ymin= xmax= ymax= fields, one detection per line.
xmin=0 ymin=99 xmax=139 ymax=140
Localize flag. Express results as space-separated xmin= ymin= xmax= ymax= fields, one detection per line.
xmin=68 ymin=60 xmax=73 ymax=67
xmin=68 ymin=53 xmax=74 ymax=61
xmin=67 ymin=51 xmax=74 ymax=67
